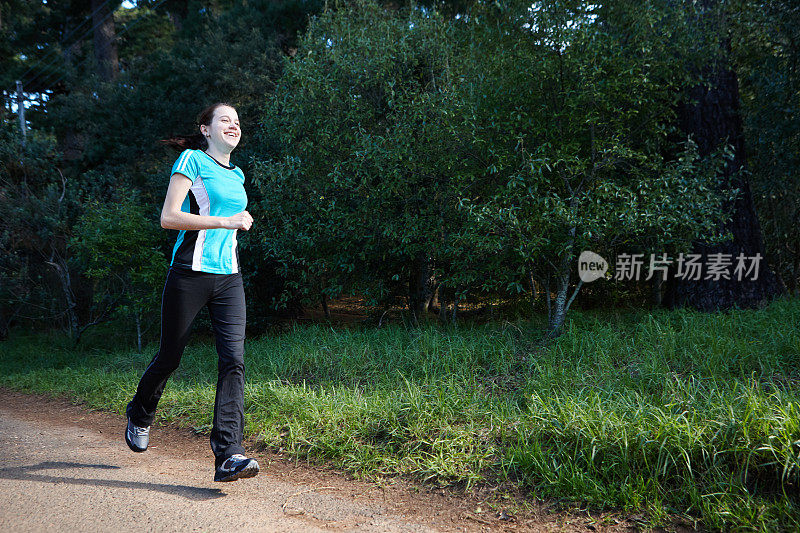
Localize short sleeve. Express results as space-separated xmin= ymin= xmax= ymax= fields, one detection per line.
xmin=170 ymin=149 xmax=201 ymax=183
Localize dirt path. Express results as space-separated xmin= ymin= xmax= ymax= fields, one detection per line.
xmin=0 ymin=389 xmax=618 ymax=532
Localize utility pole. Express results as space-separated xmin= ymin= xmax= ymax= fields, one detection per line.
xmin=16 ymin=80 xmax=26 ymax=147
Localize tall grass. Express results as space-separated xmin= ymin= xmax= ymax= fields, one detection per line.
xmin=2 ymin=298 xmax=798 ymax=530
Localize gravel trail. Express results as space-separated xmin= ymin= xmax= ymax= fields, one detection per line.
xmin=0 ymin=389 xmax=574 ymax=532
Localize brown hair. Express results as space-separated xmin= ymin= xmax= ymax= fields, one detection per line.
xmin=159 ymin=102 xmax=236 ymax=150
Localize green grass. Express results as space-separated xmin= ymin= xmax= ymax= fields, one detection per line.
xmin=2 ymin=298 xmax=799 ymax=530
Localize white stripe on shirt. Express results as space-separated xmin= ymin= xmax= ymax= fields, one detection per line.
xmin=190 ymin=176 xmax=211 ymax=271
xmin=231 ymin=230 xmax=238 ymax=273
xmin=175 ymin=150 xmax=193 ymax=176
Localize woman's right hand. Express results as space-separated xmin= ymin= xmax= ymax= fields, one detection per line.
xmin=225 ymin=211 xmax=253 ymax=230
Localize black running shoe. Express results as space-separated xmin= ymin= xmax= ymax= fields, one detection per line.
xmin=214 ymin=454 xmax=260 ymax=482
xmin=125 ymin=418 xmax=150 ymax=452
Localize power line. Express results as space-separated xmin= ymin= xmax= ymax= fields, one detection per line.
xmin=36 ymin=0 xmax=172 ymax=90
xmin=12 ymin=0 xmax=115 ymax=92
xmin=22 ymin=0 xmax=121 ymax=91
xmin=6 ymin=4 xmax=117 ymax=103
xmin=62 ymin=0 xmax=118 ymax=43
xmin=38 ymin=0 xmax=170 ymax=89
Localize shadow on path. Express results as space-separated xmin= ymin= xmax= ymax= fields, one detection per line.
xmin=0 ymin=461 xmax=225 ymax=501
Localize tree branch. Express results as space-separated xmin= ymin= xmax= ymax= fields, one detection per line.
xmin=564 ymin=279 xmax=584 ymax=314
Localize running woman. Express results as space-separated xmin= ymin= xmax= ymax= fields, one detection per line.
xmin=125 ymin=102 xmax=259 ymax=482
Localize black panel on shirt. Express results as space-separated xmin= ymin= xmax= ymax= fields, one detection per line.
xmin=172 ymin=189 xmax=201 ymax=269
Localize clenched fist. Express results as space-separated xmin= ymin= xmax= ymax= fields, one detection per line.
xmin=225 ymin=211 xmax=253 ymax=230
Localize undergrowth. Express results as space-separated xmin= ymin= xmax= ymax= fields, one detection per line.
xmin=2 ymin=298 xmax=798 ymax=530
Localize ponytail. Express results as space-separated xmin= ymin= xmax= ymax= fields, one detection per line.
xmin=158 ymin=102 xmax=236 ymax=151
xmin=159 ymin=133 xmax=208 ymax=150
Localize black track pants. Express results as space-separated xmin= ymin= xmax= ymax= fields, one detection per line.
xmin=126 ymin=266 xmax=246 ymax=465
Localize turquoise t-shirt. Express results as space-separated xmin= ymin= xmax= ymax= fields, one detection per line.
xmin=169 ymin=149 xmax=248 ymax=274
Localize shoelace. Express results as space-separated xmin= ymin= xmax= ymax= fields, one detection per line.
xmin=224 ymin=454 xmax=248 ymax=468
xmin=131 ymin=425 xmax=149 ymax=436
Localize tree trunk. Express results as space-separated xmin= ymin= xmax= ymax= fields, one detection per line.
xmin=167 ymin=10 xmax=183 ymax=32
xmin=427 ymin=281 xmax=440 ymax=311
xmin=408 ymin=254 xmax=434 ymax=323
xmin=163 ymin=0 xmax=192 ymax=31
xmin=665 ymin=13 xmax=784 ymax=310
xmin=547 ymin=269 xmax=570 ymax=334
xmin=46 ymin=255 xmax=78 ymax=340
xmin=546 ymin=229 xmax=582 ymax=336
xmin=321 ymin=293 xmax=330 ymax=319
xmin=651 ymin=276 xmax=663 ymax=307
xmin=57 ymin=16 xmax=84 ymax=160
xmin=92 ymin=0 xmax=119 ymax=82
xmin=135 ymin=313 xmax=142 ymax=353
xmin=0 ymin=306 xmax=18 ymax=341
xmin=528 ymin=270 xmax=539 ymax=312
xmin=437 ymin=284 xmax=449 ymax=324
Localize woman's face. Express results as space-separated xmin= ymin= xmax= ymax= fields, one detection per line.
xmin=201 ymin=105 xmax=241 ymax=152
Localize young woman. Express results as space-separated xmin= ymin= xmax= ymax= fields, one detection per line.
xmin=125 ymin=102 xmax=259 ymax=482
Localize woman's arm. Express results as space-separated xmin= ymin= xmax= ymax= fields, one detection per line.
xmin=160 ymin=173 xmax=253 ymax=231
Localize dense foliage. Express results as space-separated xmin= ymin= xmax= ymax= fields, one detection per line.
xmin=70 ymin=194 xmax=167 ymax=350
xmin=255 ymin=0 xmax=735 ymax=331
xmin=1 ymin=0 xmax=798 ymax=528
xmin=254 ymin=1 xmax=475 ymax=318
xmin=0 ymin=0 xmax=797 ymax=340
xmin=732 ymin=0 xmax=800 ymax=294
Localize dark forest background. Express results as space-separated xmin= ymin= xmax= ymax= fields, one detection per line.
xmin=1 ymin=0 xmax=797 ymax=346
